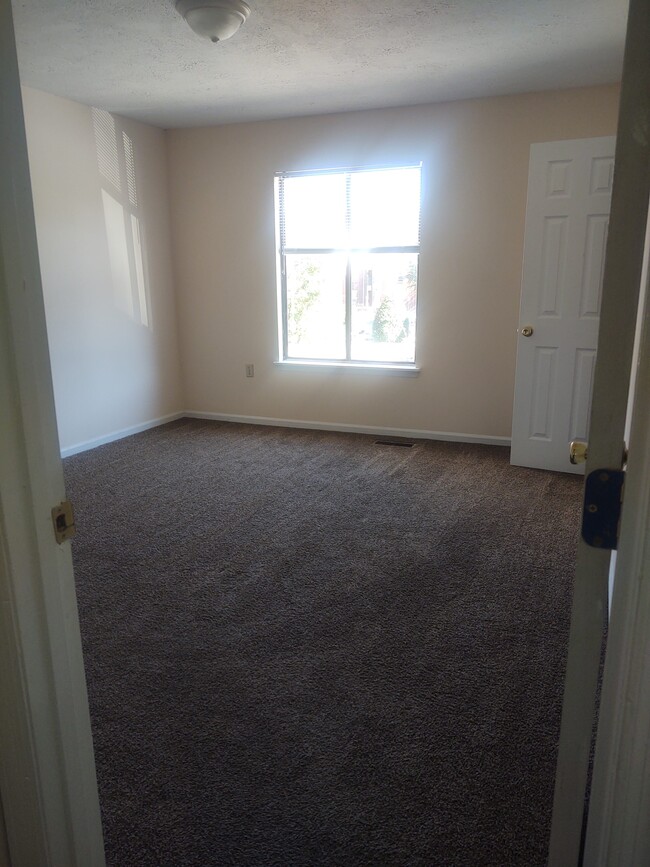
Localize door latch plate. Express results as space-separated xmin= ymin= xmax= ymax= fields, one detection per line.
xmin=51 ymin=501 xmax=76 ymax=544
xmin=581 ymin=469 xmax=625 ymax=550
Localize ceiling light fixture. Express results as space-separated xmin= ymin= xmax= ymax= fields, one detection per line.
xmin=175 ymin=0 xmax=251 ymax=43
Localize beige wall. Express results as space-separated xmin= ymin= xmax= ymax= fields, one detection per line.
xmin=22 ymin=86 xmax=183 ymax=453
xmin=22 ymin=84 xmax=620 ymax=448
xmin=168 ymin=84 xmax=619 ymax=439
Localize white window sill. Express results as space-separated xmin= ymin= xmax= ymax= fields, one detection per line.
xmin=274 ymin=360 xmax=420 ymax=377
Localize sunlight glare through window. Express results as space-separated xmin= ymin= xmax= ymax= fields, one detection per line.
xmin=277 ymin=165 xmax=421 ymax=365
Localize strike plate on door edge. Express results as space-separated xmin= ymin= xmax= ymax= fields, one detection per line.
xmin=51 ymin=500 xmax=76 ymax=544
xmin=581 ymin=469 xmax=625 ymax=550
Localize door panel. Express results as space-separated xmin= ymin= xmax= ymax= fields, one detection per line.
xmin=530 ymin=346 xmax=558 ymax=439
xmin=568 ymin=349 xmax=596 ymax=442
xmin=580 ymin=215 xmax=608 ymax=317
xmin=511 ymin=136 xmax=616 ymax=473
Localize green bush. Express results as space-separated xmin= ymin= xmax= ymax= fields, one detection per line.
xmin=372 ymin=296 xmax=406 ymax=343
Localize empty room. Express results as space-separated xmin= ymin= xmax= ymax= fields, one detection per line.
xmin=3 ymin=1 xmax=650 ymax=866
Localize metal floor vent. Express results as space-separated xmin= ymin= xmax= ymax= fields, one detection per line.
xmin=374 ymin=439 xmax=416 ymax=448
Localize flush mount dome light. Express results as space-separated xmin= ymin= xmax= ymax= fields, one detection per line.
xmin=176 ymin=0 xmax=251 ymax=43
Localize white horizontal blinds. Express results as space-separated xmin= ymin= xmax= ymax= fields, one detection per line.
xmin=281 ymin=171 xmax=347 ymax=249
xmin=349 ymin=167 xmax=421 ymax=248
xmin=277 ymin=173 xmax=286 ymax=257
xmin=277 ymin=165 xmax=421 ymax=252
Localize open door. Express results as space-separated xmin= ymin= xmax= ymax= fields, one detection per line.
xmin=511 ymin=136 xmax=616 ymax=474
xmin=547 ymin=0 xmax=650 ymax=862
xmin=583 ymin=195 xmax=650 ymax=865
xmin=0 ymin=0 xmax=105 ymax=864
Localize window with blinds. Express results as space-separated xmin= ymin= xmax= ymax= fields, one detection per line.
xmin=275 ymin=165 xmax=421 ymax=364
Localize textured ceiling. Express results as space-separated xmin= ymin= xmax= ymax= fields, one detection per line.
xmin=12 ymin=0 xmax=627 ymax=129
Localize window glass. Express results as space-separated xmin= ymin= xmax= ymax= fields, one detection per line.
xmin=350 ymin=253 xmax=417 ymax=363
xmin=285 ymin=254 xmax=347 ymax=359
xmin=277 ymin=165 xmax=421 ymax=364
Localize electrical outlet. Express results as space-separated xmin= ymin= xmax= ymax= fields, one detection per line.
xmin=245 ymin=363 xmax=255 ymax=378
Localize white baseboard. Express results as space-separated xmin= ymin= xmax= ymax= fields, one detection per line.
xmin=60 ymin=412 xmax=185 ymax=458
xmin=62 ymin=411 xmax=511 ymax=458
xmin=184 ymin=411 xmax=511 ymax=447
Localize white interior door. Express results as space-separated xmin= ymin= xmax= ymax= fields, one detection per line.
xmin=0 ymin=0 xmax=105 ymax=863
xmin=547 ymin=0 xmax=650 ymax=860
xmin=511 ymin=136 xmax=616 ymax=473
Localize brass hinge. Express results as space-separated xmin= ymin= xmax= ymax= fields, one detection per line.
xmin=51 ymin=501 xmax=76 ymax=544
xmin=581 ymin=469 xmax=625 ymax=550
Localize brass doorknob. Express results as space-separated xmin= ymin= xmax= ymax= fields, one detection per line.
xmin=570 ymin=440 xmax=588 ymax=465
xmin=520 ymin=325 xmax=534 ymax=337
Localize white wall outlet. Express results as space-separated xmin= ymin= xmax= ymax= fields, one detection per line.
xmin=245 ymin=363 xmax=255 ymax=378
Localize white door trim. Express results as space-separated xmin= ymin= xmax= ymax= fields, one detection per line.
xmin=0 ymin=1 xmax=105 ymax=864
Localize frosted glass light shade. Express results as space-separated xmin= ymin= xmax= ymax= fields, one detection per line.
xmin=176 ymin=0 xmax=251 ymax=43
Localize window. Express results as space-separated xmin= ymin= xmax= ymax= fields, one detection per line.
xmin=275 ymin=165 xmax=421 ymax=366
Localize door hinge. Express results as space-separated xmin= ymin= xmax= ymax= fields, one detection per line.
xmin=51 ymin=500 xmax=76 ymax=544
xmin=581 ymin=469 xmax=625 ymax=550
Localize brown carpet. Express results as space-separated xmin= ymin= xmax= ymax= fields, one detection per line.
xmin=64 ymin=418 xmax=582 ymax=866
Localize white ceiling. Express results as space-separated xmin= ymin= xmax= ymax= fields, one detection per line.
xmin=12 ymin=0 xmax=628 ymax=129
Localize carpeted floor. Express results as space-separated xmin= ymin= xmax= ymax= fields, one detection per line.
xmin=64 ymin=418 xmax=583 ymax=866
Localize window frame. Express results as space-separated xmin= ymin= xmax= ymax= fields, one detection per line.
xmin=275 ymin=164 xmax=422 ymax=369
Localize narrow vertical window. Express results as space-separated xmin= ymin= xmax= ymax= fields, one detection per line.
xmin=276 ymin=165 xmax=421 ymax=365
